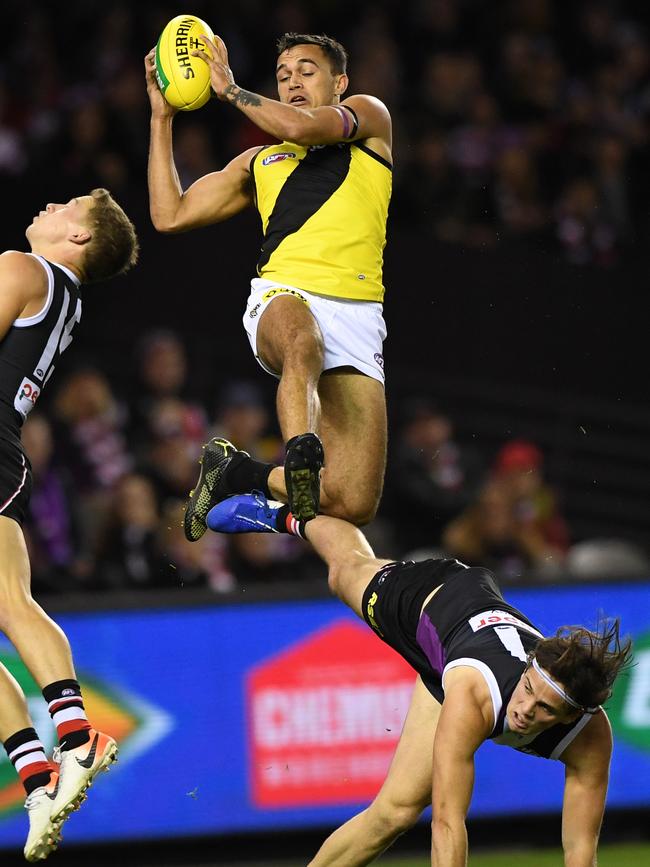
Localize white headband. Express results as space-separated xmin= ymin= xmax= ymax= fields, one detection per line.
xmin=531 ymin=658 xmax=599 ymax=714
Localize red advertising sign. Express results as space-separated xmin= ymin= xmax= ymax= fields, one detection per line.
xmin=246 ymin=619 xmax=416 ymax=807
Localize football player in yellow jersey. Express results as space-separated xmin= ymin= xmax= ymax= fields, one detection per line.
xmin=145 ymin=32 xmax=392 ymax=537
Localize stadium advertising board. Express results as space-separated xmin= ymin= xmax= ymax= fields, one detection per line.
xmin=0 ymin=582 xmax=649 ymax=849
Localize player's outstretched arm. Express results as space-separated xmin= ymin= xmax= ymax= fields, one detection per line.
xmin=560 ymin=711 xmax=612 ymax=867
xmin=145 ymin=49 xmax=255 ymax=233
xmin=430 ymin=672 xmax=491 ymax=867
xmin=192 ymin=35 xmax=391 ymax=149
xmin=0 ymin=253 xmax=46 ymax=341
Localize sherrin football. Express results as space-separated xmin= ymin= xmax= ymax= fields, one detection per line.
xmin=155 ymin=15 xmax=215 ymax=111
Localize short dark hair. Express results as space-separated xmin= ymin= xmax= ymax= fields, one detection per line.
xmin=533 ymin=620 xmax=632 ymax=710
xmin=276 ymin=33 xmax=348 ymax=75
xmin=82 ymin=188 xmax=139 ymax=284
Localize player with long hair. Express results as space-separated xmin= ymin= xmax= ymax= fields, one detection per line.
xmin=207 ymin=492 xmax=632 ymax=866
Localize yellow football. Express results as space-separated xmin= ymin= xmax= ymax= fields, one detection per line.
xmin=155 ymin=14 xmax=214 ymax=111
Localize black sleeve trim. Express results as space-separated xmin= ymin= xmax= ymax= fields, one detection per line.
xmin=249 ymin=146 xmax=271 ymax=209
xmin=249 ymin=145 xmax=270 ymax=175
xmin=356 ymin=142 xmax=393 ymax=171
xmin=343 ymin=105 xmax=360 ymax=139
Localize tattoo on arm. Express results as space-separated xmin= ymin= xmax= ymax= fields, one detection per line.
xmin=225 ymin=85 xmax=262 ymax=107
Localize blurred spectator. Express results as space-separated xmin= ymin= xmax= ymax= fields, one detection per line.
xmin=128 ymin=329 xmax=207 ymax=460
xmin=159 ymin=499 xmax=235 ymax=592
xmin=227 ymin=533 xmax=312 ymax=585
xmin=94 ymin=473 xmax=172 ymax=590
xmin=442 ymin=477 xmax=559 ymax=581
xmin=381 ymin=399 xmax=483 ymax=554
xmin=555 ymin=176 xmax=618 ymax=265
xmin=491 ymin=439 xmax=570 ymax=559
xmin=22 ymin=413 xmax=91 ymax=591
xmin=173 ymin=121 xmax=219 ymax=189
xmin=211 ymin=381 xmax=281 ymax=462
xmin=51 ymin=367 xmax=133 ymax=548
xmin=140 ymin=421 xmax=204 ymax=506
xmin=492 ymin=146 xmax=548 ymax=237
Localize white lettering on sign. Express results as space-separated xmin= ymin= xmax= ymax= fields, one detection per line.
xmin=468 ymin=610 xmax=542 ymax=638
xmin=252 ymin=682 xmax=413 ymax=749
xmin=622 ymin=649 xmax=650 ymax=727
xmin=260 ymin=749 xmax=395 ymax=788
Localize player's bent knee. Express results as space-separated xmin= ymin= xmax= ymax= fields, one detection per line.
xmin=282 ymin=328 xmax=324 ymax=369
xmin=368 ymin=799 xmax=423 ymax=839
xmin=0 ymin=583 xmax=36 ymax=630
xmin=326 ymin=562 xmax=343 ymax=598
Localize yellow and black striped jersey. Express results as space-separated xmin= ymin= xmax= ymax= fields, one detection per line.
xmin=250 ymin=140 xmax=391 ymax=302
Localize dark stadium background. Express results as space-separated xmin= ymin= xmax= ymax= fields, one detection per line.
xmin=1 ymin=1 xmax=650 ymax=864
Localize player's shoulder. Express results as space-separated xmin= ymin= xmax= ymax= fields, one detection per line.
xmin=560 ymin=709 xmax=612 ymax=768
xmin=0 ymin=251 xmax=45 ymax=286
xmin=342 ymin=94 xmax=391 ymax=118
xmin=442 ymin=663 xmax=495 ymax=733
xmin=233 ymin=145 xmax=273 ymax=172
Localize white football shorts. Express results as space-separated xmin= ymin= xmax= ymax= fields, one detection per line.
xmin=242 ymin=278 xmax=387 ymax=384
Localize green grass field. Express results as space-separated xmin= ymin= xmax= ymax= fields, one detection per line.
xmin=379 ymin=841 xmax=650 ymax=866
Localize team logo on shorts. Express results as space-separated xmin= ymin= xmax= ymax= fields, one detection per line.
xmin=366 ymin=591 xmax=383 ymax=636
xmin=374 ymin=353 xmax=384 ymax=369
xmin=262 ymin=287 xmax=309 ymax=304
xmin=262 ymin=152 xmax=296 ymax=166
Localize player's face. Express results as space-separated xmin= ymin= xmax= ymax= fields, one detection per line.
xmin=506 ymin=666 xmax=578 ymax=736
xmin=276 ymin=45 xmax=347 ymax=109
xmin=26 ymin=196 xmax=94 ymax=244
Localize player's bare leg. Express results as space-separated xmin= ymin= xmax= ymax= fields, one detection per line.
xmin=309 ymin=676 xmax=437 ymax=866
xmin=0 ymin=664 xmax=61 ymax=862
xmin=300 ymin=514 xmax=387 ymax=615
xmin=0 ymin=663 xmax=33 ymax=741
xmin=0 ymin=517 xmax=117 ymax=846
xmin=0 ymin=517 xmax=76 ymax=685
xmin=317 ymin=369 xmax=386 ymax=525
xmin=265 ymin=368 xmax=387 ymax=526
xmin=256 ymin=294 xmax=326 ymax=520
xmin=256 ymin=294 xmax=325 ymax=439
xmin=203 ymin=502 xmax=434 ymax=865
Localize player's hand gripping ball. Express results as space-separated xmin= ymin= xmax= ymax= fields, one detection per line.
xmin=155 ymin=15 xmax=215 ymax=111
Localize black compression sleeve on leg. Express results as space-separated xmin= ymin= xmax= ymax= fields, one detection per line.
xmin=225 ymin=454 xmax=276 ymax=498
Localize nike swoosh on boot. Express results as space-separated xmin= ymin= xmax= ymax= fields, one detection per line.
xmin=75 ymin=733 xmax=99 ymax=769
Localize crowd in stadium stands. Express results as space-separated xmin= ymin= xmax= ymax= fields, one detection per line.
xmin=18 ymin=328 xmax=648 ymax=593
xmin=3 ymin=0 xmax=650 ymax=589
xmin=1 ymin=1 xmax=649 ymax=259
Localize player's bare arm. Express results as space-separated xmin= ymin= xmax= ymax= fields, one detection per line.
xmin=145 ymin=49 xmax=256 ymax=233
xmin=560 ymin=710 xmax=612 ymax=867
xmin=431 ymin=669 xmax=493 ymax=867
xmin=192 ymin=34 xmax=392 ymax=154
xmin=0 ymin=252 xmax=47 ymax=340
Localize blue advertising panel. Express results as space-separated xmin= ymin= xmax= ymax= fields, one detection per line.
xmin=0 ymin=580 xmax=649 ymax=851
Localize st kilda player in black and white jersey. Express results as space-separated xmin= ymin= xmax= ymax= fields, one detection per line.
xmin=0 ymin=190 xmax=137 ymax=862
xmin=202 ymin=495 xmax=632 ymax=867
xmin=0 ymin=254 xmax=82 ymax=521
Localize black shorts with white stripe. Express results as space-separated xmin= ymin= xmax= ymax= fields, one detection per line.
xmin=0 ymin=434 xmax=32 ymax=526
